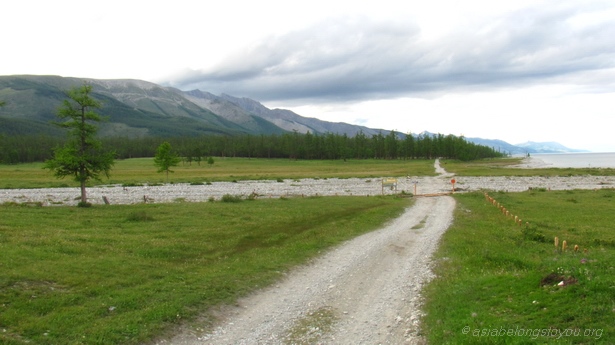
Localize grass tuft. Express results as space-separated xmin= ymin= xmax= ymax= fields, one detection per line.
xmin=284 ymin=306 xmax=337 ymax=344
xmin=126 ymin=211 xmax=155 ymax=222
xmin=221 ymin=194 xmax=243 ymax=203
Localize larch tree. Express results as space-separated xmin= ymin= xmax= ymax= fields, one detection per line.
xmin=154 ymin=141 xmax=181 ymax=182
xmin=44 ymin=84 xmax=115 ymax=206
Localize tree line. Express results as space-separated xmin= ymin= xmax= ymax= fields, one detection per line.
xmin=0 ymin=130 xmax=503 ymax=164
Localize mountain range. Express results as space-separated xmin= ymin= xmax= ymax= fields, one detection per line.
xmin=0 ymin=75 xmax=584 ymax=154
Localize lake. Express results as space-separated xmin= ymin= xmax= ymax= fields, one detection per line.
xmin=529 ymin=152 xmax=615 ymax=168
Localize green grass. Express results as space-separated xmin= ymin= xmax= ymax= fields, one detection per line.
xmin=423 ymin=189 xmax=615 ymax=344
xmin=0 ymin=196 xmax=410 ymax=345
xmin=0 ymin=158 xmax=437 ymax=189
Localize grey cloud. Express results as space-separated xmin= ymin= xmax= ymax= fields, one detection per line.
xmin=168 ymin=3 xmax=615 ymax=103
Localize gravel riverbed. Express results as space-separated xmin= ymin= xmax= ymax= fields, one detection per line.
xmin=1 ymin=175 xmax=613 ymax=206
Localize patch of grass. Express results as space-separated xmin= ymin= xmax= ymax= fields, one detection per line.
xmin=411 ymin=216 xmax=428 ymax=230
xmin=221 ymin=194 xmax=243 ymax=203
xmin=423 ymin=189 xmax=615 ymax=344
xmin=0 ymin=196 xmax=410 ymax=344
xmin=77 ymin=201 xmax=92 ymax=208
xmin=121 ymin=182 xmax=143 ymax=187
xmin=2 ymin=201 xmax=43 ymax=207
xmin=126 ymin=211 xmax=154 ymax=222
xmin=284 ymin=306 xmax=337 ymax=345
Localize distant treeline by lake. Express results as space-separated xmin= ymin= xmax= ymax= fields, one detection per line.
xmin=0 ymin=131 xmax=504 ymax=164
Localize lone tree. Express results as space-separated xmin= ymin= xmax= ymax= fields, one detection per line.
xmin=154 ymin=141 xmax=181 ymax=182
xmin=44 ymin=84 xmax=115 ymax=206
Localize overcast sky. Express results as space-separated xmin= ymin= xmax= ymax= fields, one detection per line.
xmin=3 ymin=0 xmax=615 ymax=152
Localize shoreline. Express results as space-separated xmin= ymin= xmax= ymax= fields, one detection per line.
xmin=511 ymin=156 xmax=553 ymax=169
xmin=513 ymin=152 xmax=615 ymax=169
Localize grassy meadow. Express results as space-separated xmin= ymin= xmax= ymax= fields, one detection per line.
xmin=423 ymin=189 xmax=615 ymax=344
xmin=0 ymin=157 xmax=437 ymax=189
xmin=0 ymin=196 xmax=410 ymax=344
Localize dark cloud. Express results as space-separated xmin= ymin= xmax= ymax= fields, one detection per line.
xmin=167 ymin=3 xmax=615 ymax=103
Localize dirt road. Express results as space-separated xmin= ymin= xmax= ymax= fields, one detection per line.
xmin=155 ymin=160 xmax=455 ymax=345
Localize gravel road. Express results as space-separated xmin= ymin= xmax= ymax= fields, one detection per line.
xmin=150 ymin=161 xmax=456 ymax=345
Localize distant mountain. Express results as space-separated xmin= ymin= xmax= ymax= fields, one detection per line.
xmin=465 ymin=137 xmax=529 ymax=155
xmin=0 ymin=75 xmax=585 ymax=154
xmin=0 ymin=75 xmax=388 ymax=138
xmin=514 ymin=141 xmax=589 ymax=154
xmin=435 ymin=136 xmax=586 ymax=155
xmin=0 ymin=75 xmax=285 ymax=137
xmin=193 ymin=92 xmax=389 ymax=137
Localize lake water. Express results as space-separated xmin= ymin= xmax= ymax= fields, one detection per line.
xmin=530 ymin=152 xmax=615 ymax=168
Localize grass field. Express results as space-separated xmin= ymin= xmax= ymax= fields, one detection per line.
xmin=423 ymin=189 xmax=615 ymax=344
xmin=0 ymin=196 xmax=410 ymax=345
xmin=0 ymin=158 xmax=437 ymax=189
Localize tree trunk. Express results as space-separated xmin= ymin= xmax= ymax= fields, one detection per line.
xmin=80 ymin=180 xmax=87 ymax=204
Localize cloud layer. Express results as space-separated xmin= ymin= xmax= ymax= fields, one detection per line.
xmin=167 ymin=2 xmax=615 ymax=103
